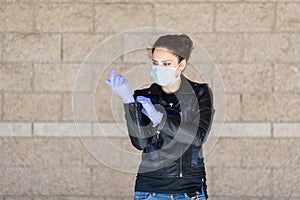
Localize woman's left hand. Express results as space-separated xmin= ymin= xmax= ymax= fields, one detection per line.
xmin=136 ymin=96 xmax=163 ymax=127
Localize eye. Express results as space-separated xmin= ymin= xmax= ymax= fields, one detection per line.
xmin=163 ymin=63 xmax=171 ymax=66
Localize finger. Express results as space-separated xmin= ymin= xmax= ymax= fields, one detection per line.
xmin=136 ymin=96 xmax=147 ymax=103
xmin=136 ymin=96 xmax=146 ymax=101
xmin=141 ymin=108 xmax=149 ymax=116
xmin=104 ymin=79 xmax=111 ymax=87
xmin=109 ymin=68 xmax=115 ymax=86
xmin=137 ymin=96 xmax=152 ymax=105
xmin=115 ymin=75 xmax=123 ymax=86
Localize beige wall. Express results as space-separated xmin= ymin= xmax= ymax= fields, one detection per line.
xmin=0 ymin=0 xmax=299 ymax=199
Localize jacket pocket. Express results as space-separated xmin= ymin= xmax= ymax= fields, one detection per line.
xmin=191 ymin=147 xmax=201 ymax=168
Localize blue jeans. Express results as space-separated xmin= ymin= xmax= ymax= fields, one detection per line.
xmin=134 ymin=186 xmax=207 ymax=200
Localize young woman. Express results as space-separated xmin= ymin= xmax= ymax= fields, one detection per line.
xmin=105 ymin=34 xmax=215 ymax=200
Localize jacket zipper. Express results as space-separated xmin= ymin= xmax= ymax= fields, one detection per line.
xmin=134 ymin=103 xmax=141 ymax=134
xmin=179 ymin=145 xmax=183 ymax=177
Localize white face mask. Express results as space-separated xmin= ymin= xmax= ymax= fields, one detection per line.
xmin=151 ymin=61 xmax=182 ymax=86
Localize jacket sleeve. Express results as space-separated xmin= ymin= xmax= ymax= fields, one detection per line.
xmin=123 ymin=102 xmax=157 ymax=150
xmin=157 ymin=84 xmax=215 ymax=147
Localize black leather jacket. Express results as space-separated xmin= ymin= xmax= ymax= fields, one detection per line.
xmin=124 ymin=75 xmax=215 ymax=178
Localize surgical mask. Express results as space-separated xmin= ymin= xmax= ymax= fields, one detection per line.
xmin=151 ymin=61 xmax=182 ymax=86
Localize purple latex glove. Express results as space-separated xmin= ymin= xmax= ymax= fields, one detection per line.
xmin=105 ymin=68 xmax=135 ymax=103
xmin=136 ymin=96 xmax=163 ymax=127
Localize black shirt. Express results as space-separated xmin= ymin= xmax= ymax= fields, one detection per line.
xmin=135 ymin=174 xmax=205 ymax=194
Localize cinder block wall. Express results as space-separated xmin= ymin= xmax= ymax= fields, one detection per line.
xmin=0 ymin=0 xmax=299 ymax=200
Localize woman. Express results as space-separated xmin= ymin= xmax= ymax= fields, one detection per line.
xmin=105 ymin=34 xmax=215 ymax=200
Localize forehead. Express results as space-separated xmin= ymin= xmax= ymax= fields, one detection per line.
xmin=152 ymin=48 xmax=177 ymax=61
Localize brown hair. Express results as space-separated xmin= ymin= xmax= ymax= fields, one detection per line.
xmin=151 ymin=34 xmax=193 ymax=63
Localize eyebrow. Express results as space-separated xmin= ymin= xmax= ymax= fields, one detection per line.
xmin=152 ymin=59 xmax=173 ymax=62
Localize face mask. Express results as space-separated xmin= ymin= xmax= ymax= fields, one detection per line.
xmin=151 ymin=61 xmax=182 ymax=86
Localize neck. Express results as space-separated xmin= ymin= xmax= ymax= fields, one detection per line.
xmin=162 ymin=78 xmax=181 ymax=94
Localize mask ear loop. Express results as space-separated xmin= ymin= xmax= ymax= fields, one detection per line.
xmin=175 ymin=60 xmax=183 ymax=78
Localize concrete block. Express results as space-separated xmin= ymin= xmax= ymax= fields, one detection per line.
xmin=212 ymin=167 xmax=272 ymax=196
xmin=34 ymin=123 xmax=92 ymax=137
xmin=215 ymin=3 xmax=274 ymax=32
xmin=241 ymin=138 xmax=274 ymax=168
xmin=224 ymin=93 xmax=241 ymax=122
xmin=205 ymin=138 xmax=244 ymax=168
xmin=95 ymin=4 xmax=153 ymax=33
xmin=1 ymin=138 xmax=33 ymax=166
xmin=0 ymin=123 xmax=31 ymax=137
xmin=63 ymin=33 xmax=108 ymax=62
xmin=273 ymin=168 xmax=300 ymax=197
xmin=242 ymin=93 xmax=300 ymax=122
xmin=32 ymin=166 xmax=92 ymax=195
xmin=93 ymin=122 xmax=127 ymax=137
xmin=33 ymin=63 xmax=92 ymax=92
xmin=1 ymin=166 xmax=32 ymax=195
xmin=277 ymin=3 xmax=300 ymax=32
xmin=122 ymin=33 xmax=158 ymax=63
xmin=155 ymin=3 xmax=214 ymax=33
xmin=216 ymin=63 xmax=273 ymax=93
xmin=95 ymin=93 xmax=124 ymax=122
xmin=265 ymin=138 xmax=300 ymax=168
xmin=244 ymin=33 xmax=300 ymax=62
xmin=63 ymin=93 xmax=98 ymax=122
xmin=81 ymin=137 xmax=140 ymax=167
xmin=59 ymin=138 xmax=86 ymax=166
xmin=29 ymin=138 xmax=63 ymax=166
xmin=0 ymin=63 xmax=32 ymax=92
xmin=220 ymin=122 xmax=271 ymax=137
xmin=3 ymin=93 xmax=62 ymax=121
xmin=274 ymin=123 xmax=300 ymax=137
xmin=3 ymin=33 xmax=61 ymax=62
xmin=192 ymin=33 xmax=243 ymax=63
xmin=91 ymin=166 xmax=135 ymax=196
xmin=36 ymin=3 xmax=93 ymax=32
xmin=0 ymin=3 xmax=34 ymax=32
xmin=274 ymin=64 xmax=300 ymax=92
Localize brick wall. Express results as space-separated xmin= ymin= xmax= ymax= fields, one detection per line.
xmin=0 ymin=0 xmax=299 ymax=199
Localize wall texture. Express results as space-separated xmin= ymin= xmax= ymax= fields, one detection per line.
xmin=0 ymin=0 xmax=300 ymax=199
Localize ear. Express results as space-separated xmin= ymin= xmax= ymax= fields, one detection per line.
xmin=176 ymin=59 xmax=187 ymax=76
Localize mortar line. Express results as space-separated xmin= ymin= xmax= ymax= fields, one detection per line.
xmin=60 ymin=92 xmax=63 ymax=123
xmin=61 ymin=34 xmax=63 ymax=62
xmin=32 ymin=1 xmax=37 ymax=32
xmin=240 ymin=94 xmax=243 ymax=122
xmin=270 ymin=168 xmax=274 ymax=199
xmin=271 ymin=62 xmax=275 ymax=92
xmin=90 ymin=167 xmax=94 ymax=195
xmin=1 ymin=93 xmax=3 ymax=121
xmin=61 ymin=93 xmax=65 ymax=122
xmin=152 ymin=2 xmax=156 ymax=27
xmin=31 ymin=121 xmax=34 ymax=137
xmin=1 ymin=33 xmax=4 ymax=62
xmin=271 ymin=122 xmax=274 ymax=138
xmin=92 ymin=1 xmax=96 ymax=33
xmin=213 ymin=2 xmax=216 ymax=32
xmin=1 ymin=29 xmax=300 ymax=34
xmin=30 ymin=62 xmax=34 ymax=93
xmin=31 ymin=62 xmax=35 ymax=136
xmin=274 ymin=2 xmax=278 ymax=32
